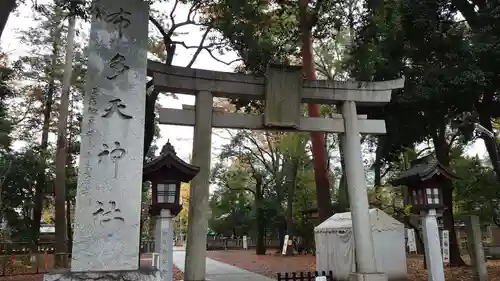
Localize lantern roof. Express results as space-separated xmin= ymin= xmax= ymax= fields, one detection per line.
xmin=390 ymin=154 xmax=460 ymax=186
xmin=143 ymin=141 xmax=200 ymax=183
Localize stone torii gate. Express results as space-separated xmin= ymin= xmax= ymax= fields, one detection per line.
xmin=147 ymin=61 xmax=404 ymax=281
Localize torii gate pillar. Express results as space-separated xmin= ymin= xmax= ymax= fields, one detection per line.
xmin=184 ymin=91 xmax=213 ymax=281
xmin=343 ymin=101 xmax=385 ymax=281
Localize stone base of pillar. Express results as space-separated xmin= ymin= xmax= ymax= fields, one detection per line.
xmin=349 ymin=272 xmax=388 ymax=281
xmin=44 ymin=270 xmax=162 ymax=281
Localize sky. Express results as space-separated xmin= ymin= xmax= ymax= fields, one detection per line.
xmin=0 ymin=0 xmax=489 ymax=180
xmin=2 ymin=0 xmax=239 ymax=164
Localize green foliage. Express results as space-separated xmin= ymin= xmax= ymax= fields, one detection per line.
xmin=0 ymin=56 xmax=13 ymax=152
xmin=0 ymin=1 xmax=85 ymax=244
xmin=347 ymin=0 xmax=483 ymax=168
xmin=210 ymin=159 xmax=256 ymax=236
xmin=206 ymin=0 xmax=300 ymax=74
xmin=209 ymin=186 xmax=253 ymax=236
xmin=453 ymin=156 xmax=500 ymax=226
xmin=0 ymin=149 xmax=44 ymax=241
xmin=210 ymin=129 xmax=319 ymax=242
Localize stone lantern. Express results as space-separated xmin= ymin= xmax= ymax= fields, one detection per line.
xmin=143 ymin=141 xmax=199 ymax=281
xmin=392 ymin=155 xmax=459 ymax=281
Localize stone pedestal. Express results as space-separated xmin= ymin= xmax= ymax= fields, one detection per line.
xmin=44 ymin=270 xmax=162 ymax=281
xmin=349 ymin=273 xmax=387 ymax=281
xmin=421 ymin=209 xmax=445 ymax=281
xmin=156 ymin=210 xmax=174 ymax=281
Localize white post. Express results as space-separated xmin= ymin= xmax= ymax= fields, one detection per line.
xmin=442 ymin=230 xmax=450 ymax=266
xmin=152 ymin=253 xmax=160 ymax=269
xmin=158 ymin=209 xmax=174 ymax=281
xmin=421 ymin=209 xmax=445 ymax=281
xmin=407 ymin=229 xmax=417 ymax=254
xmin=243 ymin=235 xmax=248 ymax=250
xmin=185 ymin=91 xmax=213 ymax=281
xmin=342 ymin=101 xmax=383 ymax=281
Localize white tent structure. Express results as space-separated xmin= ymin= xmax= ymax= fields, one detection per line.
xmin=314 ymin=208 xmax=407 ymax=281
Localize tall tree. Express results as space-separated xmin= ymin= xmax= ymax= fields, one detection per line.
xmin=217 ymin=129 xmax=288 ymax=254
xmin=206 ymin=0 xmax=348 ymax=221
xmin=32 ymin=5 xmax=64 ymax=246
xmin=0 ymin=53 xmax=13 ymax=152
xmin=347 ymin=0 xmax=480 ymax=266
xmin=449 ymin=0 xmax=500 ymax=182
xmin=53 ymin=5 xmax=76 ymax=265
xmin=298 ymin=0 xmax=333 ymax=221
xmin=279 ymin=132 xmax=309 ymax=254
xmin=12 ymin=2 xmax=69 ymax=245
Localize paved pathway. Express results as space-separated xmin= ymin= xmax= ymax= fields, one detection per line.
xmin=173 ymin=247 xmax=275 ymax=281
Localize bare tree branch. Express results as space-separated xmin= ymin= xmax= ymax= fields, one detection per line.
xmin=186 ymin=27 xmax=212 ymax=68
xmin=204 ymin=47 xmax=243 ymax=66
xmin=169 ymin=0 xmax=180 ymax=27
xmin=171 ymin=39 xmax=223 ymax=50
xmin=187 ymin=0 xmax=203 ymax=22
xmin=225 ymin=182 xmax=256 ymax=195
xmin=149 ymin=16 xmax=169 ymax=40
xmin=9 ymin=98 xmax=35 ymax=126
xmin=246 ymin=132 xmax=274 ymax=164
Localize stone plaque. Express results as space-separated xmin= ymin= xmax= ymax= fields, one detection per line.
xmin=71 ymin=0 xmax=149 ymax=272
xmin=264 ymin=65 xmax=302 ymax=128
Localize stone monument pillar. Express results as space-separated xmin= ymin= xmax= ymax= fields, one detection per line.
xmin=157 ymin=209 xmax=174 ymax=281
xmin=466 ymin=215 xmax=488 ymax=281
xmin=44 ymin=0 xmax=159 ymax=280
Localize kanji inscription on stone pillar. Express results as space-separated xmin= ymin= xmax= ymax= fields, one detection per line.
xmin=71 ymin=0 xmax=148 ymax=272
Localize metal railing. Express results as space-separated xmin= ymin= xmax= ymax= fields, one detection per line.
xmin=138 ymin=238 xmax=282 ymax=252
xmin=0 ymin=242 xmax=56 ymax=254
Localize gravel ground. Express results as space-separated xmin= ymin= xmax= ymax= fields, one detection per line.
xmin=0 ymin=265 xmax=184 ymax=281
xmin=207 ymin=250 xmax=500 ymax=281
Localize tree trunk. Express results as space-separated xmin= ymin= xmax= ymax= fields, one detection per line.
xmin=299 ymin=0 xmax=333 ymax=222
xmin=255 ymin=178 xmax=265 ymax=255
xmin=415 ymin=227 xmax=425 ymax=257
xmin=66 ymin=198 xmax=72 ymax=254
xmin=286 ymin=158 xmax=299 ymax=255
xmin=0 ymin=0 xmax=15 ymax=40
xmin=442 ymin=180 xmax=466 ymax=266
xmin=373 ymin=136 xmax=384 ymax=188
xmin=54 ymin=14 xmax=76 ymax=267
xmin=32 ymin=35 xmax=60 ymax=247
xmin=404 ymin=214 xmax=426 ymax=266
xmin=478 ymin=107 xmax=500 ymax=183
xmin=433 ymin=129 xmax=466 ymax=266
xmin=32 ymin=90 xmax=53 ymax=246
xmin=337 ymin=133 xmax=349 ymax=212
xmin=143 ymin=88 xmax=159 ymax=157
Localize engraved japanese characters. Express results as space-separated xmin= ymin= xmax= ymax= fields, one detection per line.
xmin=70 ymin=0 xmax=148 ymax=272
